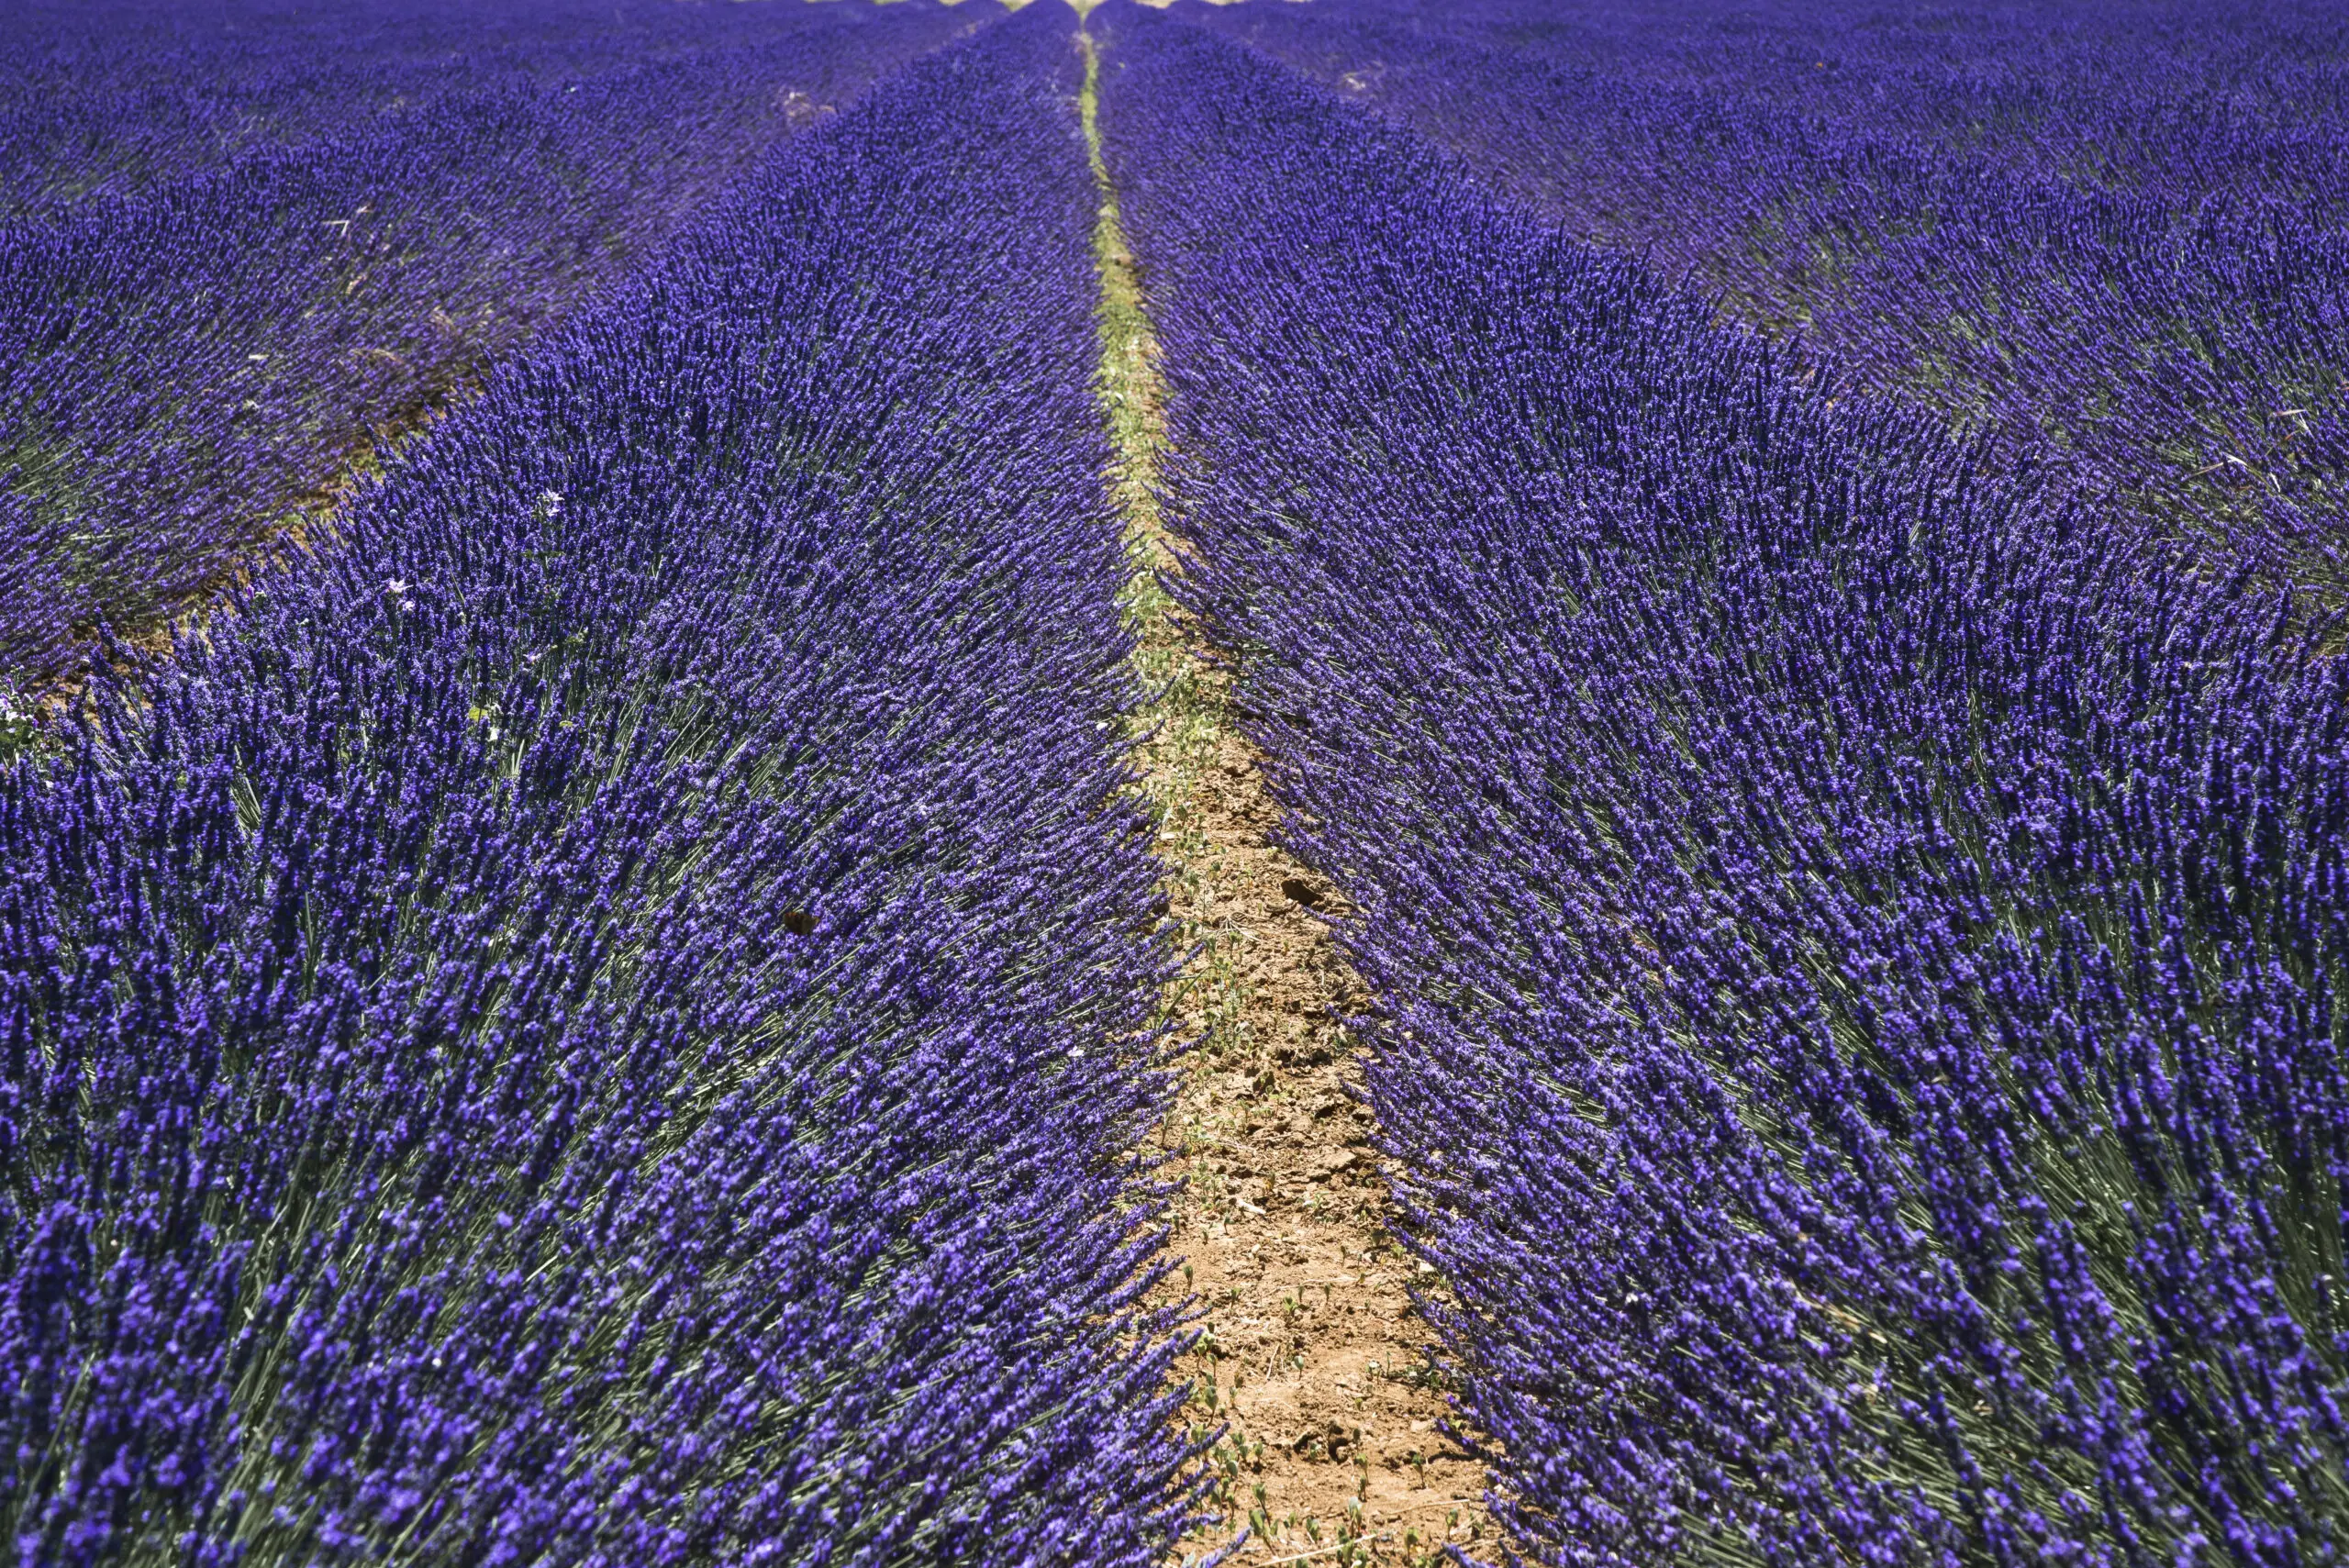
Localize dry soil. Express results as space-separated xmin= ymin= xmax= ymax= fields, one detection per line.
xmin=1078 ymin=30 xmax=1497 ymax=1567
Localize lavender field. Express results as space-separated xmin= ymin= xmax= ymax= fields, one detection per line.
xmin=3 ymin=2 xmax=2344 ymax=1565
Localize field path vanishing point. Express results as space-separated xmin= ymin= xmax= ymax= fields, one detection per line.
xmin=1076 ymin=25 xmax=1497 ymax=1568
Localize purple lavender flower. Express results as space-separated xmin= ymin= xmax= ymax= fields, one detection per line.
xmin=1096 ymin=8 xmax=2349 ymax=1562
xmin=0 ymin=0 xmax=968 ymax=691
xmin=2 ymin=13 xmax=1208 ymax=1562
xmin=1197 ymin=0 xmax=2349 ymax=600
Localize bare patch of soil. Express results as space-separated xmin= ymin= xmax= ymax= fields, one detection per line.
xmin=1144 ymin=663 xmax=1497 ymax=1568
xmin=1078 ymin=30 xmax=1494 ymax=1567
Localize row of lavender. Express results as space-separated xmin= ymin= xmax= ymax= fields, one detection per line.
xmin=1099 ymin=10 xmax=2349 ymax=1564
xmin=1197 ymin=0 xmax=2349 ymax=597
xmin=3 ymin=14 xmax=1208 ymax=1562
xmin=0 ymin=0 xmax=968 ymax=694
xmin=0 ymin=0 xmax=912 ymax=222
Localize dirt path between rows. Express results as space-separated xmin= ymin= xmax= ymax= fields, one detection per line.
xmin=1075 ymin=28 xmax=1496 ymax=1568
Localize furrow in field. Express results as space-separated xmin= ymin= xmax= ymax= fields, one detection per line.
xmin=1075 ymin=25 xmax=1496 ymax=1567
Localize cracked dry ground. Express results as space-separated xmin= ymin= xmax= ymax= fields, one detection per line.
xmin=1079 ymin=45 xmax=1494 ymax=1560
xmin=1141 ymin=652 xmax=1497 ymax=1568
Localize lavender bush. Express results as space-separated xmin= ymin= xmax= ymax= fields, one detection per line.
xmin=1098 ymin=9 xmax=2349 ymax=1563
xmin=2 ymin=12 xmax=1206 ymax=1562
xmin=0 ymin=0 xmax=950 ymax=222
xmin=0 ymin=0 xmax=965 ymax=691
xmin=1196 ymin=0 xmax=2349 ymax=596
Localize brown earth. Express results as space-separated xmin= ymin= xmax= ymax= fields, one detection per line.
xmin=1077 ymin=29 xmax=1497 ymax=1567
xmin=1141 ymin=667 xmax=1499 ymax=1568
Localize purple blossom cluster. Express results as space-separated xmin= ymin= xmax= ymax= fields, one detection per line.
xmin=0 ymin=0 xmax=944 ymax=222
xmin=1195 ymin=0 xmax=2349 ymax=597
xmin=0 ymin=0 xmax=966 ymax=692
xmin=1097 ymin=9 xmax=2349 ymax=1563
xmin=3 ymin=11 xmax=1208 ymax=1562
